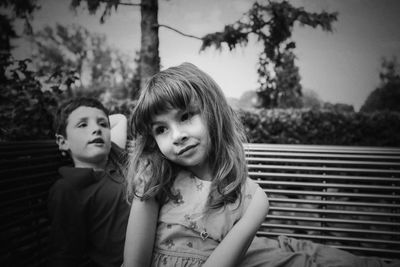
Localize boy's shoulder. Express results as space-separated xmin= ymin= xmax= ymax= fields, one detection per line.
xmin=109 ymin=141 xmax=127 ymax=157
xmin=51 ymin=166 xmax=96 ymax=191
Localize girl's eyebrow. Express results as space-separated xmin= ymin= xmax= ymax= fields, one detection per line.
xmin=150 ymin=120 xmax=162 ymax=127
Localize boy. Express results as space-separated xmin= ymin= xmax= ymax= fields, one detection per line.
xmin=48 ymin=97 xmax=130 ymax=267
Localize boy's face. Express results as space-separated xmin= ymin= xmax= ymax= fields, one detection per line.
xmin=57 ymin=106 xmax=111 ymax=168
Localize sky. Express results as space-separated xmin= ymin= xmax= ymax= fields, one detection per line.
xmin=12 ymin=0 xmax=400 ymax=111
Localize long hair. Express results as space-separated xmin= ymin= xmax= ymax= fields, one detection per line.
xmin=126 ymin=62 xmax=248 ymax=209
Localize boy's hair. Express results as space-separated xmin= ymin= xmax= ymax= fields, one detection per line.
xmin=127 ymin=62 xmax=248 ymax=210
xmin=54 ymin=97 xmax=110 ymax=137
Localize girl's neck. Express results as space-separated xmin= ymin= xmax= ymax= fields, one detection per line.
xmin=187 ymin=164 xmax=212 ymax=181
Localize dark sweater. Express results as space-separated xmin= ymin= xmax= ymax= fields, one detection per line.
xmin=48 ymin=144 xmax=130 ymax=267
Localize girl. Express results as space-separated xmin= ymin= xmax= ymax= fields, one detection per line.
xmin=124 ymin=63 xmax=399 ymax=267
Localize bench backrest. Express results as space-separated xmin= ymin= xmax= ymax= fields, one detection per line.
xmin=1 ymin=141 xmax=399 ymax=266
xmin=245 ymin=143 xmax=400 ymax=260
xmin=1 ymin=140 xmax=70 ymax=267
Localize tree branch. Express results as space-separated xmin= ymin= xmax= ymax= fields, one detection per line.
xmin=98 ymin=0 xmax=141 ymax=7
xmin=158 ymin=24 xmax=202 ymax=40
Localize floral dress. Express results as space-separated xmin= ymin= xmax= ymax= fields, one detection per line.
xmin=147 ymin=170 xmax=400 ymax=267
xmin=150 ymin=170 xmax=259 ymax=266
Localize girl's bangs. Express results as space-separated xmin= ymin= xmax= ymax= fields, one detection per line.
xmin=133 ymin=81 xmax=200 ymax=135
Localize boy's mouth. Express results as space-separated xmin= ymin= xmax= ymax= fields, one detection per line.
xmin=88 ymin=138 xmax=105 ymax=144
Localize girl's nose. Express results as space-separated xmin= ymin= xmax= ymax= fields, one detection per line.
xmin=172 ymin=126 xmax=188 ymax=145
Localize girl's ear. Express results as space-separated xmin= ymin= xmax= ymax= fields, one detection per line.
xmin=55 ymin=134 xmax=69 ymax=152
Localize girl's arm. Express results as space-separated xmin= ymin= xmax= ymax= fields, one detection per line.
xmin=202 ymin=187 xmax=269 ymax=267
xmin=124 ymin=197 xmax=159 ymax=267
xmin=109 ymin=114 xmax=127 ymax=149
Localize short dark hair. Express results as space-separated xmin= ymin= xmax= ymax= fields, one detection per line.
xmin=54 ymin=97 xmax=109 ymax=137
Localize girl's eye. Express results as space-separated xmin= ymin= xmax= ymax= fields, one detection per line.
xmin=153 ymin=126 xmax=167 ymax=135
xmin=181 ymin=112 xmax=193 ymax=122
xmin=77 ymin=123 xmax=87 ymax=128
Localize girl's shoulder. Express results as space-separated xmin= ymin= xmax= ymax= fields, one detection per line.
xmin=240 ymin=177 xmax=265 ymax=215
xmin=243 ymin=177 xmax=263 ymax=197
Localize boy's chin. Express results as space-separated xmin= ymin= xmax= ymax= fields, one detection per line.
xmin=84 ymin=151 xmax=110 ymax=164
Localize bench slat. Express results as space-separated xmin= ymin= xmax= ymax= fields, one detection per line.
xmin=247 ymin=157 xmax=400 ymax=167
xmin=269 ymin=206 xmax=400 ymax=217
xmin=246 ymin=151 xmax=400 ymax=160
xmin=248 ymin=164 xmax=400 ymax=174
xmin=257 ymin=231 xmax=400 ymax=246
xmin=266 ymin=215 xmax=399 ymax=226
xmin=249 ymin=172 xmax=400 ymax=182
xmin=261 ymin=223 xmax=399 ymax=236
xmin=269 ymin=197 xmax=400 ymax=208
xmin=263 ymin=189 xmax=400 ymax=199
xmin=257 ymin=180 xmax=400 ymax=191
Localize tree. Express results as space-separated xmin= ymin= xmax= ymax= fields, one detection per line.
xmin=360 ymin=57 xmax=400 ymax=113
xmin=70 ymin=0 xmax=159 ymax=90
xmin=0 ymin=0 xmax=39 ymax=53
xmin=68 ymin=0 xmax=336 ymax=105
xmin=301 ymin=88 xmax=322 ymax=110
xmin=258 ymin=50 xmax=303 ymax=108
xmin=7 ymin=0 xmax=337 ymax=105
xmin=32 ymin=23 xmax=138 ymax=99
xmin=200 ymin=1 xmax=337 ymax=108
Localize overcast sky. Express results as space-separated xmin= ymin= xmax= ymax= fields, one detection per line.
xmin=12 ymin=0 xmax=400 ymax=111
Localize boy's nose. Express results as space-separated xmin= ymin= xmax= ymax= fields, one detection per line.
xmin=92 ymin=125 xmax=102 ymax=135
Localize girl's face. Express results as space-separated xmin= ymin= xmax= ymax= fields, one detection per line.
xmin=151 ymin=108 xmax=211 ymax=180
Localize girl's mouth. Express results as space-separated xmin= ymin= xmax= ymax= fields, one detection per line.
xmin=177 ymin=144 xmax=197 ymax=155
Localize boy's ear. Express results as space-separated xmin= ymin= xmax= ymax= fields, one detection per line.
xmin=55 ymin=134 xmax=69 ymax=151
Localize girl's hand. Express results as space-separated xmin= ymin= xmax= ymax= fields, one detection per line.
xmin=109 ymin=114 xmax=127 ymax=149
xmin=203 ymin=187 xmax=269 ymax=267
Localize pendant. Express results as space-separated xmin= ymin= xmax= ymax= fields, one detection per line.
xmin=200 ymin=230 xmax=209 ymax=240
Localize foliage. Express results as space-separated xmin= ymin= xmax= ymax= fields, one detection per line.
xmin=238 ymin=108 xmax=400 ymax=146
xmin=70 ymin=0 xmax=159 ymax=90
xmin=301 ymin=89 xmax=322 ymax=109
xmin=0 ymin=54 xmax=62 ymax=141
xmin=360 ymin=57 xmax=400 ymax=113
xmin=0 ymin=0 xmax=39 ymax=52
xmin=0 ymin=52 xmax=138 ymax=141
xmin=201 ymin=1 xmax=337 ymax=109
xmin=0 ymin=13 xmax=18 ymax=52
xmin=70 ymin=0 xmax=134 ymax=24
xmin=32 ymin=23 xmax=139 ymax=99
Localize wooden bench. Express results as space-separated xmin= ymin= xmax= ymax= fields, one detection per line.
xmin=245 ymin=143 xmax=400 ymax=260
xmin=0 ymin=140 xmax=71 ymax=267
xmin=1 ymin=141 xmax=399 ymax=266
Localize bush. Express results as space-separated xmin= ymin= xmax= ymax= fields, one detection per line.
xmin=2 ymin=53 xmax=399 ymax=147
xmin=0 ymin=55 xmax=61 ymax=141
xmin=238 ymin=108 xmax=400 ymax=146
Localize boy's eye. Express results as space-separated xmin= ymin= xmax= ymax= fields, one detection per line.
xmin=77 ymin=123 xmax=87 ymax=128
xmin=99 ymin=121 xmax=109 ymax=128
